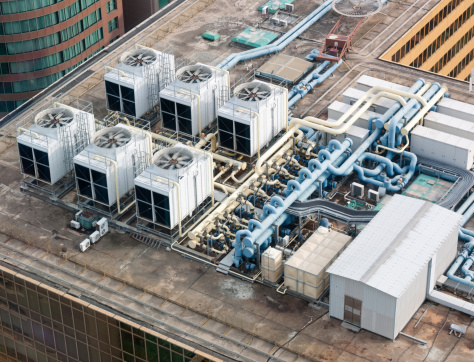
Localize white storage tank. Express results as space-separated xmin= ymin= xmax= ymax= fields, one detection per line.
xmin=17 ymin=105 xmax=95 ymax=184
xmin=159 ymin=63 xmax=229 ymax=136
xmin=134 ymin=144 xmax=212 ymax=229
xmin=104 ymin=47 xmax=175 ymax=118
xmin=217 ymin=80 xmax=287 ymax=156
xmin=410 ymin=125 xmax=474 ymax=170
xmin=74 ymin=124 xmax=152 ymax=207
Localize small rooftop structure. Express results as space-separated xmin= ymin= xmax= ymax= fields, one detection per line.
xmin=327 ymin=195 xmax=462 ymax=340
xmin=232 ymin=27 xmax=279 ymax=48
xmin=256 ymin=54 xmax=314 ymax=83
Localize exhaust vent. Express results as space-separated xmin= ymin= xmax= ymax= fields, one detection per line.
xmin=235 ymin=82 xmax=271 ymax=102
xmin=177 ymin=65 xmax=212 ymax=84
xmin=155 ymin=148 xmax=193 ymax=170
xmin=94 ymin=128 xmax=132 ymax=149
xmin=35 ymin=107 xmax=74 ymax=128
xmin=121 ymin=49 xmax=158 ymax=67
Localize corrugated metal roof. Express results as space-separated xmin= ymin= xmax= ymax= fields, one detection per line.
xmin=327 ymin=195 xmax=461 ymax=298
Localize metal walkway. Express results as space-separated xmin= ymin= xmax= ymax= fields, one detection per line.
xmin=286 ymin=198 xmax=378 ymax=224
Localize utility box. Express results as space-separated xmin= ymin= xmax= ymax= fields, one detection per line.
xmin=261 ymin=247 xmax=283 ymax=283
xmin=351 ymin=182 xmax=364 ymax=197
xmin=411 ymin=126 xmax=474 ymax=170
xmin=89 ymin=231 xmax=100 ymax=244
xmin=79 ymin=239 xmax=91 ymax=252
xmin=96 ymin=218 xmax=109 ymax=236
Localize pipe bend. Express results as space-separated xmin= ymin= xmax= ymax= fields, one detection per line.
xmin=318 ymin=149 xmax=332 ymax=162
xmin=263 ymin=204 xmax=278 ymax=216
xmin=287 ymin=180 xmax=301 ymax=192
xmin=299 ymin=168 xmax=312 ymax=180
xmin=248 ymin=219 xmax=262 ymax=231
xmin=309 ymin=159 xmax=323 ymax=171
xmin=233 ymin=230 xmax=253 ymax=247
xmin=328 ymin=139 xmax=342 ymax=151
xmin=271 ymin=196 xmax=285 ymax=208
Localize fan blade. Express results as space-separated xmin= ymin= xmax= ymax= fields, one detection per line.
xmin=195 ymin=69 xmax=201 ymax=75
xmin=138 ymin=53 xmax=143 ymax=60
xmin=251 ymin=86 xmax=260 ymax=93
xmin=143 ymin=56 xmax=152 ymax=60
xmin=243 ymin=88 xmax=251 ymax=95
xmin=48 ymin=113 xmax=54 ymax=120
xmin=176 ymin=156 xmax=189 ymax=161
xmin=175 ymin=164 xmax=182 ymax=169
xmin=162 ymin=154 xmax=171 ymax=161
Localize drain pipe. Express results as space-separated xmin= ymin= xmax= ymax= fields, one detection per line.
xmin=288 ymin=59 xmax=331 ymax=99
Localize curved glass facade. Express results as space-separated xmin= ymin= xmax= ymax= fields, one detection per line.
xmin=0 ymin=0 xmax=124 ymax=117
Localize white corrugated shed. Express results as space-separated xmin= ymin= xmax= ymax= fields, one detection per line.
xmin=327 ymin=195 xmax=461 ymax=340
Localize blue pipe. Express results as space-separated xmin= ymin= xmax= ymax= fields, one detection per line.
xmin=387 ymin=83 xmax=441 ymax=148
xmin=232 ymin=139 xmax=352 ymax=266
xmin=288 ymin=60 xmax=331 ymax=98
xmin=217 ymin=0 xmax=334 ymax=70
xmin=288 ymin=60 xmax=342 ymax=107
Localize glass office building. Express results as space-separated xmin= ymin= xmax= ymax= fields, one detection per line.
xmin=0 ymin=265 xmax=217 ymax=361
xmin=0 ymin=0 xmax=125 ymax=117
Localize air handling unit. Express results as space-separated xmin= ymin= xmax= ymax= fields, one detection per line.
xmin=134 ymin=144 xmax=212 ymax=237
xmin=16 ymin=97 xmax=95 ymax=196
xmin=104 ymin=44 xmax=175 ymax=119
xmin=159 ymin=63 xmax=229 ymax=136
xmin=73 ymin=124 xmax=152 ymax=216
xmin=217 ymin=80 xmax=286 ymax=156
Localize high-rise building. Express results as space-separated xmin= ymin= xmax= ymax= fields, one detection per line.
xmin=0 ymin=0 xmax=125 ymax=117
xmin=123 ymin=0 xmax=170 ymax=32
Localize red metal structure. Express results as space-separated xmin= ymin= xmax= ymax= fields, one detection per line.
xmin=316 ymin=16 xmax=363 ymax=62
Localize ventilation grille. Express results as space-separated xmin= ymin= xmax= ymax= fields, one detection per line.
xmin=94 ymin=128 xmax=132 ymax=149
xmin=35 ymin=107 xmax=74 ymax=129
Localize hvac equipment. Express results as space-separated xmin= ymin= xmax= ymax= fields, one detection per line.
xmin=351 ymin=182 xmax=364 ymax=197
xmin=79 ymin=239 xmax=91 ymax=252
xmin=368 ymin=189 xmax=379 ymax=203
xmin=285 ymin=3 xmax=294 ymax=12
xmin=96 ymin=218 xmax=109 ymax=236
xmin=159 ymin=63 xmax=229 ymax=136
xmin=134 ymin=144 xmax=212 ymax=230
xmin=17 ymin=105 xmax=95 ymax=185
xmin=89 ymin=231 xmax=100 ymax=244
xmin=104 ymin=46 xmax=175 ymax=118
xmin=74 ymin=124 xmax=152 ymax=211
xmin=70 ymin=220 xmax=81 ymax=230
xmin=217 ymin=80 xmax=286 ymax=156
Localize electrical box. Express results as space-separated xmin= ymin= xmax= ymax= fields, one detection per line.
xmin=96 ymin=218 xmax=109 ymax=236
xmin=79 ymin=239 xmax=91 ymax=252
xmin=368 ymin=189 xmax=379 ymax=203
xmin=351 ymin=182 xmax=364 ymax=197
xmin=89 ymin=231 xmax=100 ymax=244
xmin=70 ymin=220 xmax=81 ymax=229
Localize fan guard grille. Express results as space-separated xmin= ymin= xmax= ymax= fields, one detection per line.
xmin=331 ymin=0 xmax=382 ymax=17
xmin=235 ymin=82 xmax=271 ymax=102
xmin=121 ymin=49 xmax=158 ymax=67
xmin=93 ymin=127 xmax=132 ymax=149
xmin=177 ymin=65 xmax=213 ymax=84
xmin=35 ymin=107 xmax=75 ymax=128
xmin=155 ymin=148 xmax=194 ymax=170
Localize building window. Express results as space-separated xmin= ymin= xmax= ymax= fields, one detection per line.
xmin=110 ymin=35 xmax=119 ymax=44
xmin=108 ymin=17 xmax=118 ymax=33
xmin=106 ymin=0 xmax=116 ymax=13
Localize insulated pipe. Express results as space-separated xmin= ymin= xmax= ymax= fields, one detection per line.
xmin=104 ymin=66 xmax=126 ymax=77
xmin=401 ymin=87 xmax=448 ymax=135
xmin=303 ymin=85 xmax=427 ymax=129
xmin=234 ymin=139 xmax=352 ymax=266
xmin=387 ymin=83 xmax=438 ymax=148
xmin=217 ymin=0 xmax=334 ymax=70
xmin=255 ymin=125 xmax=303 ymax=173
xmin=297 ymin=92 xmax=407 ymax=135
xmin=288 ymin=60 xmax=330 ymax=99
xmin=288 ymin=60 xmax=342 ymax=107
xmin=93 ymin=156 xmax=136 ymax=215
xmin=18 ymin=128 xmax=40 ymax=139
xmin=457 ymin=191 xmax=474 ymax=215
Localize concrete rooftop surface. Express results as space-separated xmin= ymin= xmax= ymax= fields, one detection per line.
xmin=1 ymin=0 xmax=474 ymax=360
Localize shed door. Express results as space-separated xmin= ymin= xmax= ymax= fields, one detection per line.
xmin=344 ymin=295 xmax=362 ymax=326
